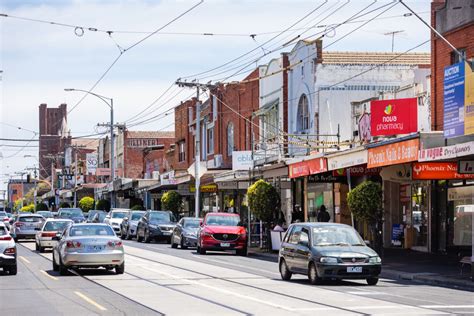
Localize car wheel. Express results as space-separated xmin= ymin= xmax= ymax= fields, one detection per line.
xmin=14 ymin=237 xmax=18 ymax=242
xmin=39 ymin=246 xmax=45 ymax=253
xmin=115 ymin=262 xmax=125 ymax=275
xmin=366 ymin=277 xmax=379 ymax=286
xmin=143 ymin=230 xmax=150 ymax=243
xmin=126 ymin=230 xmax=132 ymax=240
xmin=59 ymin=259 xmax=69 ymax=276
xmin=8 ymin=264 xmax=17 ymax=275
xmin=137 ymin=230 xmax=143 ymax=242
xmin=120 ymin=228 xmax=126 ymax=240
xmin=52 ymin=253 xmax=59 ymax=272
xmin=237 ymin=247 xmax=247 ymax=256
xmin=171 ymin=235 xmax=178 ymax=248
xmin=35 ymin=242 xmax=39 ymax=251
xmin=180 ymin=237 xmax=188 ymax=250
xmin=279 ymin=259 xmax=292 ymax=281
xmin=308 ymin=262 xmax=322 ymax=285
xmin=198 ymin=246 xmax=206 ymax=255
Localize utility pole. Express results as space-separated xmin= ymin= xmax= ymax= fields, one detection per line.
xmin=383 ymin=30 xmax=404 ymax=52
xmin=44 ymin=153 xmax=63 ymax=210
xmin=25 ymin=166 xmax=39 ymax=210
xmin=175 ymin=80 xmax=215 ymax=218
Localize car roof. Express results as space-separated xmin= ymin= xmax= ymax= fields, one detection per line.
xmin=44 ymin=218 xmax=73 ymax=222
xmin=18 ymin=213 xmax=43 ymax=217
xmin=111 ymin=208 xmax=130 ymax=212
xmin=206 ymin=212 xmax=239 ymax=217
xmin=148 ymin=210 xmax=170 ymax=213
xmin=71 ymin=223 xmax=109 ymax=227
xmin=182 ymin=217 xmax=201 ymax=220
xmin=290 ymin=222 xmax=353 ymax=228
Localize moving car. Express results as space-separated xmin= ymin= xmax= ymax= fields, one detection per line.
xmin=35 ymin=219 xmax=73 ymax=252
xmin=10 ymin=213 xmax=45 ymax=241
xmin=91 ymin=211 xmax=108 ymax=223
xmin=52 ymin=223 xmax=125 ymax=275
xmin=171 ymin=217 xmax=201 ymax=249
xmin=120 ymin=210 xmax=145 ymax=240
xmin=58 ymin=208 xmax=85 ymax=223
xmin=279 ymin=223 xmax=382 ymax=285
xmin=87 ymin=210 xmax=104 ymax=223
xmin=197 ymin=213 xmax=247 ymax=256
xmin=104 ymin=209 xmax=130 ymax=234
xmin=37 ymin=211 xmax=54 ymax=219
xmin=0 ymin=222 xmax=17 ymax=275
xmin=136 ymin=210 xmax=176 ymax=243
xmin=0 ymin=211 xmax=11 ymax=229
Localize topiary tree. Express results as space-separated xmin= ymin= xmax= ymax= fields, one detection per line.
xmin=347 ymin=180 xmax=383 ymax=253
xmin=20 ymin=204 xmax=35 ymax=213
xmin=79 ymin=197 xmax=95 ymax=213
xmin=96 ymin=199 xmax=111 ymax=212
xmin=35 ymin=202 xmax=49 ymax=212
xmin=131 ymin=204 xmax=145 ymax=210
xmin=59 ymin=202 xmax=71 ymax=208
xmin=14 ymin=199 xmax=24 ymax=212
xmin=161 ymin=191 xmax=182 ymax=217
xmin=247 ymin=179 xmax=281 ymax=224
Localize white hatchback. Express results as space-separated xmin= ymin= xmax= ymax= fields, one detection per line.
xmin=35 ymin=219 xmax=73 ymax=252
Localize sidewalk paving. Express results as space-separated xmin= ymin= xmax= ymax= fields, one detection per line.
xmin=248 ymin=247 xmax=474 ymax=291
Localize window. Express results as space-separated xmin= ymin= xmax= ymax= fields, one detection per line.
xmin=288 ymin=225 xmax=303 ymax=244
xmin=227 ymin=122 xmax=234 ymax=156
xmin=451 ymin=48 xmax=466 ymax=65
xmin=297 ymin=94 xmax=309 ymax=131
xmin=178 ymin=141 xmax=185 ymax=162
xmin=207 ymin=126 xmax=214 ymax=155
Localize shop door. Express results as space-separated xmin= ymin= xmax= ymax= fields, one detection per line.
xmin=411 ymin=183 xmax=430 ymax=252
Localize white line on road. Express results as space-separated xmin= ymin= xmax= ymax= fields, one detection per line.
xmin=19 ymin=256 xmax=31 ymax=264
xmin=420 ymin=305 xmax=474 ymax=309
xmin=193 ymin=255 xmax=281 ymax=276
xmin=74 ymin=291 xmax=107 ymax=311
xmin=40 ymin=269 xmax=58 ymax=281
xmin=346 ymin=291 xmax=385 ymax=295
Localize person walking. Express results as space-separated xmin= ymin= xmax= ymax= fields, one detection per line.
xmin=317 ymin=204 xmax=330 ymax=222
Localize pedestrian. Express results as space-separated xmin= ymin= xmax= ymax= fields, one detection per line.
xmin=317 ymin=204 xmax=330 ymax=222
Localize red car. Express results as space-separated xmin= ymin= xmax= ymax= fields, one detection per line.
xmin=197 ymin=213 xmax=247 ymax=256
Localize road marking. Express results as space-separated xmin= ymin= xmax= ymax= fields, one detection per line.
xmin=420 ymin=305 xmax=474 ymax=309
xmin=19 ymin=256 xmax=31 ymax=264
xmin=74 ymin=291 xmax=107 ymax=311
xmin=193 ymin=255 xmax=281 ymax=276
xmin=40 ymin=269 xmax=58 ymax=281
xmin=347 ymin=291 xmax=384 ymax=295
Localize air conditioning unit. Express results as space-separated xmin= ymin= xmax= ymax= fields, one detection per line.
xmin=152 ymin=171 xmax=160 ymax=179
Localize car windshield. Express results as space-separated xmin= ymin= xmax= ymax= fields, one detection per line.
xmin=149 ymin=212 xmax=172 ymax=223
xmin=112 ymin=212 xmax=128 ymax=219
xmin=184 ymin=219 xmax=200 ymax=228
xmin=0 ymin=211 xmax=7 ymax=217
xmin=131 ymin=212 xmax=144 ymax=221
xmin=312 ymin=226 xmax=365 ymax=246
xmin=19 ymin=216 xmax=43 ymax=223
xmin=87 ymin=211 xmax=98 ymax=219
xmin=60 ymin=209 xmax=83 ymax=217
xmin=44 ymin=221 xmax=71 ymax=231
xmin=205 ymin=215 xmax=240 ymax=226
xmin=69 ymin=225 xmax=114 ymax=237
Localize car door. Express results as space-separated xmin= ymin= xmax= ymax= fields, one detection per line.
xmin=139 ymin=212 xmax=149 ymax=237
xmin=281 ymin=225 xmax=301 ymax=271
xmin=293 ymin=227 xmax=312 ymax=273
xmin=174 ymin=219 xmax=183 ymax=243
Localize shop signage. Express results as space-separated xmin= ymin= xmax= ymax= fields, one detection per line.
xmin=391 ymin=224 xmax=404 ymax=247
xmin=458 ymin=160 xmax=474 ymax=174
xmin=412 ymin=162 xmax=474 ymax=180
xmin=332 ymin=165 xmax=381 ymax=177
xmin=160 ymin=171 xmax=176 ymax=185
xmin=289 ymin=157 xmax=327 ymax=178
xmin=327 ymin=150 xmax=367 ymax=170
xmin=95 ymin=168 xmax=123 ymax=176
xmin=232 ymin=151 xmax=253 ymax=170
xmin=443 ymin=62 xmax=474 ymax=138
xmin=419 ymin=141 xmax=474 ymax=162
xmin=368 ymin=139 xmax=419 ymax=168
xmin=370 ymin=98 xmax=418 ymax=136
xmin=86 ymin=153 xmax=98 ymax=175
xmin=189 ymin=184 xmax=218 ymax=193
xmin=127 ymin=138 xmax=160 ymax=148
xmin=217 ymin=181 xmax=238 ymax=190
xmin=308 ymin=173 xmax=344 ymax=183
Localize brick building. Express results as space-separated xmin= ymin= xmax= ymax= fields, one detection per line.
xmin=431 ymin=0 xmax=474 ymax=131
xmin=38 ymin=103 xmax=70 ymax=179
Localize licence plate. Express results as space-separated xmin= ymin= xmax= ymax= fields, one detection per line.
xmin=87 ymin=245 xmax=103 ymax=251
xmin=347 ymin=267 xmax=362 ymax=273
xmin=220 ymin=243 xmax=230 ymax=247
xmin=162 ymin=231 xmax=171 ymax=235
xmin=42 ymin=237 xmax=52 ymax=240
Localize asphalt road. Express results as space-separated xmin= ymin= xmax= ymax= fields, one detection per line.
xmin=2 ymin=239 xmax=473 ymax=315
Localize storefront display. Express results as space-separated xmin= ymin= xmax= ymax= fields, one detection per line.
xmin=448 ymin=185 xmax=473 ymax=247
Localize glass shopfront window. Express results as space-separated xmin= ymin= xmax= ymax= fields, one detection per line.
xmin=448 ymin=185 xmax=473 ymax=247
xmin=411 ymin=182 xmax=430 ymax=249
xmin=307 ymin=183 xmax=334 ymax=222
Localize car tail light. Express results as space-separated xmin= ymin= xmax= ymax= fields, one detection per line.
xmin=0 ymin=236 xmax=12 ymax=241
xmin=42 ymin=232 xmax=57 ymax=238
xmin=3 ymin=218 xmax=9 ymax=222
xmin=66 ymin=241 xmax=82 ymax=248
xmin=107 ymin=241 xmax=122 ymax=248
xmin=4 ymin=247 xmax=15 ymax=255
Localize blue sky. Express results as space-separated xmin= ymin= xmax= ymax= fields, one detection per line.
xmin=0 ymin=0 xmax=431 ymax=188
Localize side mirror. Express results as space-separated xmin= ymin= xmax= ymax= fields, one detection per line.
xmin=200 ymin=222 xmax=204 ymax=227
xmin=53 ymin=233 xmax=62 ymax=241
xmin=364 ymin=240 xmax=371 ymax=246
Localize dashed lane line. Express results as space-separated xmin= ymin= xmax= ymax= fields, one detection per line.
xmin=19 ymin=256 xmax=31 ymax=264
xmin=74 ymin=291 xmax=107 ymax=311
xmin=40 ymin=269 xmax=58 ymax=281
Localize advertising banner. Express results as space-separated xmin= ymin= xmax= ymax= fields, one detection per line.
xmin=412 ymin=162 xmax=474 ymax=180
xmin=86 ymin=153 xmax=98 ymax=175
xmin=368 ymin=139 xmax=419 ymax=168
xmin=370 ymin=98 xmax=418 ymax=136
xmin=232 ymin=151 xmax=253 ymax=170
xmin=289 ymin=157 xmax=327 ymax=178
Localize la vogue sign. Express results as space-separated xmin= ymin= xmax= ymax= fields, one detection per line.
xmin=370 ymin=98 xmax=418 ymax=136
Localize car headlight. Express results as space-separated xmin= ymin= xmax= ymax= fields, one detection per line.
xmin=369 ymin=256 xmax=382 ymax=264
xmin=319 ymin=257 xmax=338 ymax=264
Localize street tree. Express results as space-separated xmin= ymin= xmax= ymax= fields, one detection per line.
xmin=347 ymin=180 xmax=383 ymax=253
xmin=59 ymin=202 xmax=71 ymax=208
xmin=161 ymin=191 xmax=182 ymax=217
xmin=20 ymin=204 xmax=35 ymax=213
xmin=79 ymin=197 xmax=94 ymax=213
xmin=35 ymin=202 xmax=49 ymax=212
xmin=96 ymin=199 xmax=111 ymax=212
xmin=131 ymin=204 xmax=145 ymax=210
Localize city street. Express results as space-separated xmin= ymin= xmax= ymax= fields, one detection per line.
xmin=2 ymin=240 xmax=473 ymax=316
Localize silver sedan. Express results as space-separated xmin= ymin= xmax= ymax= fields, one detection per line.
xmin=52 ymin=223 xmax=125 ymax=275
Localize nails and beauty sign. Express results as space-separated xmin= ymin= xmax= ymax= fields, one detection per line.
xmin=368 ymin=138 xmax=419 ymax=168
xmin=370 ymin=98 xmax=418 ymax=136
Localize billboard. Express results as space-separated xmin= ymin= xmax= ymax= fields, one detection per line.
xmin=370 ymin=98 xmax=418 ymax=136
xmin=443 ymin=62 xmax=474 ymax=138
xmin=86 ymin=153 xmax=98 ymax=175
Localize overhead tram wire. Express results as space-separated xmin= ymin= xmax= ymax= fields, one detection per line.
xmin=66 ymin=0 xmax=204 ymax=115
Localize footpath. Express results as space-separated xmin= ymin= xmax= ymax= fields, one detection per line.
xmin=248 ymin=247 xmax=474 ymax=291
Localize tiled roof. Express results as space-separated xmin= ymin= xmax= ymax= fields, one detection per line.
xmin=71 ymin=138 xmax=99 ymax=150
xmin=322 ymin=51 xmax=430 ymax=65
xmin=127 ymin=131 xmax=175 ymax=139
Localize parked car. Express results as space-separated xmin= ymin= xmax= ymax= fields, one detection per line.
xmin=104 ymin=209 xmax=130 ymax=234
xmin=87 ymin=210 xmax=104 ymax=223
xmin=52 ymin=223 xmax=125 ymax=275
xmin=37 ymin=211 xmax=54 ymax=219
xmin=10 ymin=214 xmax=45 ymax=241
xmin=120 ymin=211 xmax=145 ymax=240
xmin=57 ymin=208 xmax=85 ymax=223
xmin=278 ymin=223 xmax=382 ymax=286
xmin=171 ymin=217 xmax=202 ymax=249
xmin=0 ymin=211 xmax=11 ymax=229
xmin=35 ymin=219 xmax=73 ymax=252
xmin=91 ymin=211 xmax=108 ymax=223
xmin=197 ymin=212 xmax=247 ymax=256
xmin=0 ymin=222 xmax=17 ymax=275
xmin=136 ymin=210 xmax=177 ymax=243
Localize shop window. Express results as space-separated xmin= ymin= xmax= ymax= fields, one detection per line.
xmin=227 ymin=122 xmax=234 ymax=156
xmin=448 ymin=186 xmax=473 ymax=246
